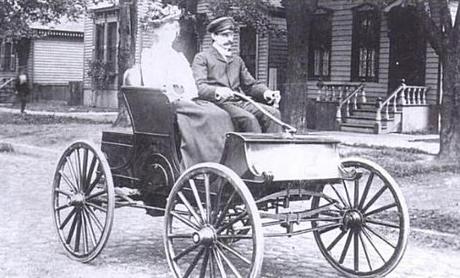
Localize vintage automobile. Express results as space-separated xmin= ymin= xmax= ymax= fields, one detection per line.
xmin=52 ymin=86 xmax=409 ymax=277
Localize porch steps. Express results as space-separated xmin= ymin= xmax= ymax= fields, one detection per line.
xmin=338 ymin=103 xmax=399 ymax=134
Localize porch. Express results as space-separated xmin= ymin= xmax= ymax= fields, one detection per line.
xmin=312 ymin=81 xmax=438 ymax=134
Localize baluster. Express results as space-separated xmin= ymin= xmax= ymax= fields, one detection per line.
xmin=346 ymin=99 xmax=350 ymax=117
xmin=361 ymin=86 xmax=367 ymax=103
xmin=384 ymin=104 xmax=389 ymax=120
xmin=353 ymin=93 xmax=358 ymax=110
xmin=400 ymin=88 xmax=406 ymax=105
xmin=331 ymin=86 xmax=336 ymax=101
xmin=393 ymin=95 xmax=397 ymax=112
xmin=411 ymin=88 xmax=416 ymax=104
xmin=422 ymin=88 xmax=427 ymax=104
xmin=417 ymin=88 xmax=422 ymax=105
xmin=415 ymin=88 xmax=420 ymax=104
xmin=338 ymin=87 xmax=343 ymax=102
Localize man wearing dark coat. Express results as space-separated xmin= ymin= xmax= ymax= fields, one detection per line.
xmin=15 ymin=71 xmax=30 ymax=114
xmin=192 ymin=16 xmax=282 ymax=133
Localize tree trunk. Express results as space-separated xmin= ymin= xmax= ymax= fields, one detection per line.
xmin=114 ymin=0 xmax=137 ymax=127
xmin=282 ymin=0 xmax=317 ymax=131
xmin=438 ymin=47 xmax=460 ymax=160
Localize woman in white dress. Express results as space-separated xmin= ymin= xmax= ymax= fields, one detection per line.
xmin=124 ymin=4 xmax=234 ymax=169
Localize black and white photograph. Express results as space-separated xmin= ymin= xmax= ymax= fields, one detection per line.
xmin=1 ymin=0 xmax=459 ymax=277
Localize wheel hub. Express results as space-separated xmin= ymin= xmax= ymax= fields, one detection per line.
xmin=192 ymin=226 xmax=216 ymax=246
xmin=343 ymin=210 xmax=363 ymax=230
xmin=70 ymin=192 xmax=85 ymax=207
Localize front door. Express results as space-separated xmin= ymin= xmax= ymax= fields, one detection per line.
xmin=387 ymin=6 xmax=426 ymax=92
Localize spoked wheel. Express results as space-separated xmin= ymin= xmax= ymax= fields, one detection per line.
xmin=311 ymin=157 xmax=409 ymax=278
xmin=52 ymin=141 xmax=115 ymax=262
xmin=164 ymin=163 xmax=264 ymax=278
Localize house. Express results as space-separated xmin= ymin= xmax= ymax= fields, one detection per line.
xmin=0 ymin=19 xmax=84 ymax=103
xmin=81 ymin=0 xmax=287 ymax=107
xmin=304 ymin=0 xmax=449 ymax=133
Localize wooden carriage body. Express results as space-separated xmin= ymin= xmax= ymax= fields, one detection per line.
xmin=101 ymin=86 xmax=344 ymax=196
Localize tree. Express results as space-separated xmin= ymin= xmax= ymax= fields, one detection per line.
xmin=410 ymin=0 xmax=460 ymax=160
xmin=0 ymin=0 xmax=88 ymax=70
xmin=282 ymin=0 xmax=318 ymax=130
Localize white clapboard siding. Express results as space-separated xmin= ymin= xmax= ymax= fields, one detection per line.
xmin=33 ymin=39 xmax=84 ymax=84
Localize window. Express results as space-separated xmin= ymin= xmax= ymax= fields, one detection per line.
xmin=0 ymin=39 xmax=16 ymax=72
xmin=308 ymin=8 xmax=332 ymax=80
xmin=240 ymin=26 xmax=257 ymax=77
xmin=351 ymin=5 xmax=380 ymax=82
xmin=93 ymin=11 xmax=118 ymax=87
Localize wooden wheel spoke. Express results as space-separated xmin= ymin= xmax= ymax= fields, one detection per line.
xmin=177 ymin=192 xmax=203 ymax=226
xmin=330 ymin=184 xmax=349 ymax=208
xmin=189 ymin=179 xmax=206 ymax=223
xmin=353 ymin=231 xmax=359 ymax=272
xmin=339 ymin=230 xmax=353 ymax=264
xmin=86 ymin=190 xmax=106 ymax=200
xmin=200 ymin=247 xmax=210 ymax=278
xmin=81 ymin=211 xmax=89 ymax=254
xmin=56 ymin=203 xmax=72 ymax=212
xmin=59 ymin=170 xmax=78 ymax=192
xmin=82 ymin=209 xmax=97 ymax=247
xmin=85 ymin=172 xmax=103 ymax=196
xmin=170 ymin=211 xmax=200 ymax=231
xmin=362 ymin=185 xmax=388 ymax=213
xmin=85 ymin=155 xmax=98 ymax=193
xmin=316 ymin=223 xmax=342 ymax=235
xmin=84 ymin=206 xmax=104 ymax=232
xmin=364 ymin=225 xmax=396 ymax=249
xmin=359 ymin=231 xmax=373 ymax=271
xmin=55 ymin=188 xmax=72 ymax=198
xmin=216 ymin=246 xmax=243 ymax=278
xmin=213 ymin=190 xmax=236 ymax=226
xmin=75 ymin=149 xmax=83 ymax=190
xmin=59 ymin=207 xmax=77 ymax=229
xmin=204 ymin=173 xmax=212 ymax=224
xmin=216 ymin=211 xmax=248 ymax=234
xmin=326 ymin=230 xmax=347 ymax=251
xmin=342 ymin=180 xmax=353 ymax=208
xmin=74 ymin=211 xmax=83 ymax=252
xmin=173 ymin=243 xmax=200 ymax=262
xmin=358 ymin=172 xmax=374 ymax=210
xmin=86 ymin=201 xmax=107 ymax=213
xmin=167 ymin=233 xmax=193 ymax=239
xmin=81 ymin=148 xmax=89 ymax=192
xmin=354 ymin=179 xmax=360 ymax=208
xmin=66 ymin=156 xmax=80 ymax=190
xmin=212 ymin=248 xmax=227 ymax=278
xmin=217 ymin=241 xmax=251 ymax=265
xmin=362 ymin=228 xmax=387 ymax=263
xmin=366 ymin=217 xmax=400 ymax=229
xmin=183 ymin=247 xmax=205 ymax=278
xmin=365 ymin=203 xmax=397 ymax=217
xmin=66 ymin=210 xmax=79 ymax=244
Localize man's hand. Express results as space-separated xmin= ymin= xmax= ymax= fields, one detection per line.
xmin=263 ymin=90 xmax=281 ymax=107
xmin=215 ymin=87 xmax=235 ymax=101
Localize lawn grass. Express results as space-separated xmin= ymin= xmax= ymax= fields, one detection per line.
xmin=342 ymin=145 xmax=459 ymax=177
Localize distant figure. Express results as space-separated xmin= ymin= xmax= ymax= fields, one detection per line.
xmin=192 ymin=16 xmax=282 ymax=133
xmin=15 ymin=72 xmax=29 ymax=113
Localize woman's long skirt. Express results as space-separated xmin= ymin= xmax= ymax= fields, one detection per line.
xmin=174 ymin=99 xmax=234 ymax=169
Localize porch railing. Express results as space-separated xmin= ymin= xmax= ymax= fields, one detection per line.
xmin=0 ymin=77 xmax=15 ymax=90
xmin=316 ymin=81 xmax=366 ymax=103
xmin=332 ymin=83 xmax=366 ymax=123
xmin=376 ymin=80 xmax=430 ymax=121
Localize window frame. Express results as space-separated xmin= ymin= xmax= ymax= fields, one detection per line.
xmin=351 ymin=4 xmax=380 ymax=82
xmin=308 ymin=7 xmax=333 ymax=81
xmin=93 ymin=9 xmax=119 ymax=89
xmin=0 ymin=38 xmax=16 ymax=72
